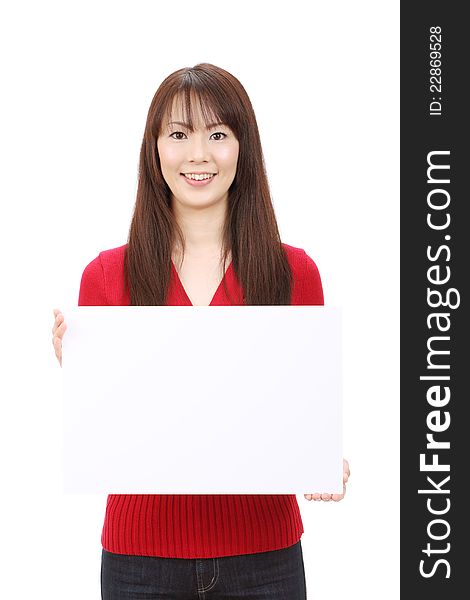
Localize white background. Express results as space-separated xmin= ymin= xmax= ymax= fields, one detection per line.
xmin=0 ymin=1 xmax=399 ymax=598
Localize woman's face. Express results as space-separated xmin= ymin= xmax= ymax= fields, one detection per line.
xmin=157 ymin=98 xmax=239 ymax=212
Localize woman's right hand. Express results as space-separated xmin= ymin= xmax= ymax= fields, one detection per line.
xmin=52 ymin=308 xmax=67 ymax=367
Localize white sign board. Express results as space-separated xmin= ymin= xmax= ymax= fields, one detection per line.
xmin=62 ymin=306 xmax=342 ymax=494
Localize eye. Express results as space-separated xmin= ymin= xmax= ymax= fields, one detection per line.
xmin=210 ymin=131 xmax=227 ymax=141
xmin=169 ymin=131 xmax=187 ymax=140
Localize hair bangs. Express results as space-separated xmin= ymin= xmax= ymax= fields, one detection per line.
xmin=158 ymin=80 xmax=239 ymax=138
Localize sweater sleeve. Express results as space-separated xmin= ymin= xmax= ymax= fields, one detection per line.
xmin=78 ymin=254 xmax=108 ymax=306
xmin=301 ymin=250 xmax=324 ymax=306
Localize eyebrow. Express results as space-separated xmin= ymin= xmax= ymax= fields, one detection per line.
xmin=167 ymin=120 xmax=226 ymax=130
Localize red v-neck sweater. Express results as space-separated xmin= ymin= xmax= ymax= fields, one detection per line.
xmin=78 ymin=242 xmax=324 ymax=558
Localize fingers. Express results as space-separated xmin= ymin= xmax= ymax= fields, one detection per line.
xmin=55 ymin=320 xmax=67 ymax=339
xmin=52 ymin=309 xmax=67 ymax=337
xmin=52 ymin=309 xmax=64 ymax=334
xmin=52 ymin=309 xmax=61 ymax=335
xmin=304 ymin=493 xmax=317 ymax=501
xmin=305 ymin=489 xmax=344 ymax=502
xmin=304 ymin=492 xmax=327 ymax=502
xmin=52 ymin=308 xmax=66 ymax=366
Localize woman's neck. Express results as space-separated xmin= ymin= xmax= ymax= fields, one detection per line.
xmin=171 ymin=197 xmax=228 ymax=259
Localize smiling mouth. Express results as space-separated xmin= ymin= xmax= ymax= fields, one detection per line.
xmin=181 ymin=173 xmax=217 ymax=181
xmin=180 ymin=172 xmax=217 ymax=187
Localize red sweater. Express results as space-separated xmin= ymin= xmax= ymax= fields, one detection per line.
xmin=78 ymin=242 xmax=324 ymax=558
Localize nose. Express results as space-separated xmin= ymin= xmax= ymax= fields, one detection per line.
xmin=187 ymin=132 xmax=210 ymax=163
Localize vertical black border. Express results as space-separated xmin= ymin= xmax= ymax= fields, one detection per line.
xmin=401 ymin=3 xmax=468 ymax=596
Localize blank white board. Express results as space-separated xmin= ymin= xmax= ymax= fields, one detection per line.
xmin=61 ymin=306 xmax=342 ymax=494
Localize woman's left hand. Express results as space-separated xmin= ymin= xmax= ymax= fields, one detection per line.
xmin=304 ymin=458 xmax=350 ymax=502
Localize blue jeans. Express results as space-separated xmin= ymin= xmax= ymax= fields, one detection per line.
xmin=101 ymin=541 xmax=307 ymax=599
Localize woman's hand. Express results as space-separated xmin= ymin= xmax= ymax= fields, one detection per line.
xmin=304 ymin=458 xmax=350 ymax=502
xmin=52 ymin=308 xmax=67 ymax=367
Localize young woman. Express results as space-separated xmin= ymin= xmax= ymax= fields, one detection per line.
xmin=52 ymin=63 xmax=350 ymax=600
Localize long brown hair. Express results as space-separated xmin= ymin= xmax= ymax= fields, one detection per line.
xmin=125 ymin=63 xmax=293 ymax=305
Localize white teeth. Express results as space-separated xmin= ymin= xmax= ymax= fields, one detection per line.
xmin=184 ymin=173 xmax=214 ymax=181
